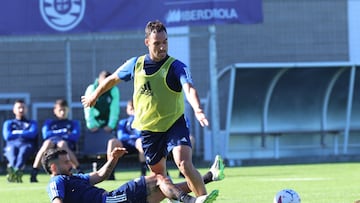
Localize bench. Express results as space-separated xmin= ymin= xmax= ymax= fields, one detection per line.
xmin=263 ymin=128 xmax=343 ymax=159
xmin=79 ymin=129 xmax=140 ymax=168
xmin=230 ymin=127 xmax=360 ymax=159
xmin=220 ymin=128 xmax=347 ymax=160
xmin=80 ymin=129 xmax=115 ymax=159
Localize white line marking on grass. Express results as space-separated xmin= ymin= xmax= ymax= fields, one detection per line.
xmin=256 ymin=177 xmax=331 ymax=182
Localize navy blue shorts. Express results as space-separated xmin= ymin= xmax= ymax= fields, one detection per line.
xmin=105 ymin=176 xmax=147 ymax=203
xmin=141 ymin=115 xmax=192 ymax=165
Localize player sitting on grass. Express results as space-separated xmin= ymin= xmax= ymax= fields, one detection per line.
xmin=42 ymin=147 xmax=225 ymax=203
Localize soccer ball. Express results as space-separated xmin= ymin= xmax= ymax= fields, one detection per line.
xmin=273 ymin=189 xmax=301 ymax=203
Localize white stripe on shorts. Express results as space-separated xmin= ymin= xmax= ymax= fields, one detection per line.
xmin=105 ymin=193 xmax=128 ymax=203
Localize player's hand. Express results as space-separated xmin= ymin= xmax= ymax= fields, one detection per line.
xmin=104 ymin=126 xmax=113 ymax=133
xmin=195 ymin=109 xmax=209 ymax=127
xmin=81 ymin=95 xmax=96 ymax=108
xmin=89 ymin=127 xmax=99 ymax=132
xmin=111 ymin=147 xmax=128 ymax=159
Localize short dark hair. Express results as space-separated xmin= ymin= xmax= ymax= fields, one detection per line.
xmin=41 ymin=148 xmax=68 ymax=174
xmin=55 ymin=99 xmax=68 ymax=108
xmin=145 ymin=20 xmax=167 ymax=38
xmin=14 ymin=99 xmax=25 ymax=104
xmin=99 ymin=70 xmax=111 ymax=78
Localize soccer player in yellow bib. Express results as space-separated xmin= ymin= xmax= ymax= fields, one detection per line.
xmin=82 ymin=20 xmax=224 ymax=198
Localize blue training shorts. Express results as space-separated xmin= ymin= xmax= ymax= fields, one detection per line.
xmin=105 ymin=176 xmax=147 ymax=203
xmin=141 ymin=115 xmax=192 ymax=165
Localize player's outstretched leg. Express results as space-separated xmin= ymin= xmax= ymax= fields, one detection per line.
xmin=195 ymin=190 xmax=219 ymax=203
xmin=170 ymin=155 xmax=225 ymax=200
xmin=210 ymin=155 xmax=225 ymax=181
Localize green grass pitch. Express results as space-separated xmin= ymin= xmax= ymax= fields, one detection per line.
xmin=0 ymin=163 xmax=359 ymax=202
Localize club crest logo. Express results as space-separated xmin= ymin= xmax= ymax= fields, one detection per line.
xmin=39 ymin=0 xmax=85 ymax=32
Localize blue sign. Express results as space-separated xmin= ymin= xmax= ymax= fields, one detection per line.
xmin=0 ymin=0 xmax=262 ymax=35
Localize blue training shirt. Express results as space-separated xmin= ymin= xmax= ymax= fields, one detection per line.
xmin=42 ymin=119 xmax=80 ymax=143
xmin=2 ymin=118 xmax=38 ymax=141
xmin=47 ymin=174 xmax=106 ymax=203
xmin=117 ymin=115 xmax=141 ymax=141
xmin=117 ymin=54 xmax=193 ymax=91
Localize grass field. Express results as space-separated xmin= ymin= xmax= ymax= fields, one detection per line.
xmin=1 ymin=162 xmax=360 ymax=203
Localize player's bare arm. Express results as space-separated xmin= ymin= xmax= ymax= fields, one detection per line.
xmin=81 ymin=73 xmax=121 ymax=108
xmin=182 ymin=83 xmax=209 ymax=127
xmin=88 ymin=147 xmax=127 ymax=185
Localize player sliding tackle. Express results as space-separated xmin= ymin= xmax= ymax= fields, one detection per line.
xmin=43 ymin=147 xmax=225 ymax=203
